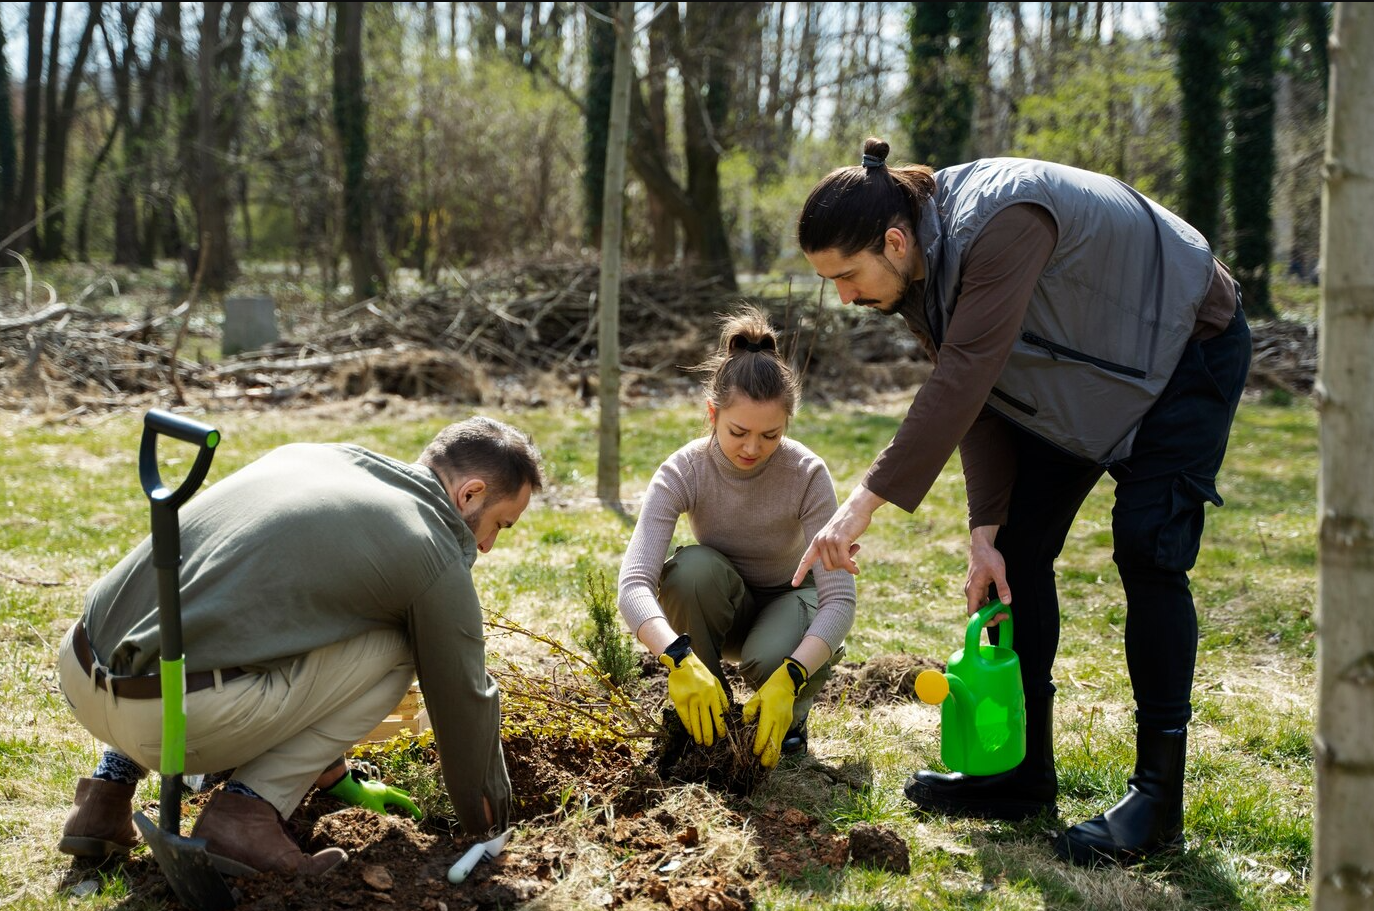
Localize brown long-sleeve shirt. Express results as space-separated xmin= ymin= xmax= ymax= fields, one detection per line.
xmin=863 ymin=203 xmax=1238 ymax=528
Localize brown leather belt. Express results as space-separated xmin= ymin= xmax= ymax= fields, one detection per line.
xmin=73 ymin=622 xmax=248 ymax=699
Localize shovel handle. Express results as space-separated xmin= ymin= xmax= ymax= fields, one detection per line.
xmin=140 ymin=410 xmax=220 ymax=509
xmin=138 ymin=411 xmax=220 ymax=799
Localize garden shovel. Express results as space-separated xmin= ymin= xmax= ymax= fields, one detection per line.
xmin=129 ymin=408 xmax=237 ymax=911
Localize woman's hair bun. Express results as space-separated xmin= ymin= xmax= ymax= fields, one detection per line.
xmin=862 ymin=137 xmax=890 ymax=163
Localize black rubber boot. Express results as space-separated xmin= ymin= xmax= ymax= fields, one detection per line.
xmin=904 ymin=693 xmax=1057 ymax=821
xmin=781 ymin=719 xmax=808 ymax=756
xmin=1054 ymin=726 xmax=1187 ymax=867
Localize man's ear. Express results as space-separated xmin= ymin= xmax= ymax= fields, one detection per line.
xmin=884 ymin=226 xmax=910 ymax=259
xmin=454 ymin=477 xmax=487 ymax=508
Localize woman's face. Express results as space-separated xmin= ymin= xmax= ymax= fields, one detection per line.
xmin=709 ymin=395 xmax=789 ymax=470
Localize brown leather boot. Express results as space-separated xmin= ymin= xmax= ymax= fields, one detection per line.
xmin=58 ymin=777 xmax=140 ymax=858
xmin=189 ymin=790 xmax=347 ymax=877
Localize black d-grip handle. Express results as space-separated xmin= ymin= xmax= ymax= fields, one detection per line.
xmin=139 ymin=410 xmax=220 ymax=510
xmin=138 ymin=409 xmax=221 ymax=665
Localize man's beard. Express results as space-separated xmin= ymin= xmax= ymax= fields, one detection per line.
xmin=460 ymin=502 xmax=486 ymax=537
xmin=854 ymin=263 xmax=915 ymax=314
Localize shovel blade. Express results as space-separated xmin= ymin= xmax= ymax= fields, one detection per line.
xmin=134 ymin=811 xmax=237 ymax=911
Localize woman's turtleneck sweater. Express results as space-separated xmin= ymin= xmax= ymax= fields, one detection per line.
xmin=618 ymin=434 xmax=857 ymax=653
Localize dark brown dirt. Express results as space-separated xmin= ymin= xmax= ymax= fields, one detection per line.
xmin=83 ymin=655 xmax=924 ymax=910
xmin=847 ymin=823 xmax=911 ymax=875
xmin=654 ymin=705 xmax=770 ymax=797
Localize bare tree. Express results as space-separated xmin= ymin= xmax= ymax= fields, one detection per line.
xmin=1313 ymin=4 xmax=1374 ymax=909
xmin=0 ymin=16 xmax=17 ymax=241
xmin=40 ymin=1 xmax=104 ymax=261
xmin=15 ymin=1 xmax=46 ymax=255
xmin=597 ymin=0 xmax=633 ymax=507
xmin=333 ymin=1 xmax=385 ymax=301
xmin=193 ymin=1 xmax=250 ymax=291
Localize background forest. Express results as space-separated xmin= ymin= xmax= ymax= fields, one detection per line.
xmin=0 ymin=2 xmax=1332 ymax=318
xmin=0 ymin=4 xmax=1353 ymax=910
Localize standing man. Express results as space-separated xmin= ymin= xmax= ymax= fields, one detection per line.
xmin=792 ymin=139 xmax=1250 ymax=867
xmin=57 ymin=416 xmax=542 ymax=876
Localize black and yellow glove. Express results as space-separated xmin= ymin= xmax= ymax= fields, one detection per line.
xmin=742 ymin=657 xmax=808 ymax=769
xmin=659 ymin=634 xmax=730 ymax=746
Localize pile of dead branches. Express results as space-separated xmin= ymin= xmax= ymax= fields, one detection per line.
xmin=4 ymin=258 xmax=1316 ymax=413
xmin=1246 ymin=317 xmax=1319 ymax=395
xmin=0 ymin=300 xmax=207 ymax=407
xmin=0 ymin=259 xmax=927 ymax=411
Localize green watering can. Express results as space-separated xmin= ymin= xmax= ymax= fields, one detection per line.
xmin=914 ymin=601 xmax=1026 ymax=776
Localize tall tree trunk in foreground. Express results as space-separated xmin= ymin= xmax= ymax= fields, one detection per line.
xmin=194 ymin=1 xmax=249 ymax=292
xmin=1313 ymin=5 xmax=1374 ymax=910
xmin=597 ymin=0 xmax=633 ymax=507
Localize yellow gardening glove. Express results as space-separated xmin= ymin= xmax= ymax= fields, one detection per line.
xmin=660 ymin=636 xmax=729 ymax=746
xmin=742 ymin=657 xmax=808 ymax=769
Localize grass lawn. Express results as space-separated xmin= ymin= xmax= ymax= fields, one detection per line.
xmin=0 ymin=391 xmax=1316 ymax=910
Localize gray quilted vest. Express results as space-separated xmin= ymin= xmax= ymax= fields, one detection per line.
xmin=912 ymin=158 xmax=1217 ymax=464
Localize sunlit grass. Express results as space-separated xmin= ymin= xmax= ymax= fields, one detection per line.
xmin=0 ymin=393 xmax=1316 ymax=910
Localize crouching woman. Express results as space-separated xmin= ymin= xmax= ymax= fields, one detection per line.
xmin=617 ymin=307 xmax=856 ymax=767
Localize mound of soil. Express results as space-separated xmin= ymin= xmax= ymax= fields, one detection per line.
xmin=817 ymin=653 xmax=945 ymax=707
xmin=654 ymin=705 xmax=770 ymax=797
xmin=72 ymin=654 xmax=936 ymax=910
xmin=847 ymin=823 xmax=911 ymax=875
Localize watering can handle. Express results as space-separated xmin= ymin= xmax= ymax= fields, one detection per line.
xmin=965 ymin=600 xmax=1013 ymax=653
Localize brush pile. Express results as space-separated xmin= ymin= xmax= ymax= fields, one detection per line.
xmin=1 ymin=259 xmax=929 ymax=411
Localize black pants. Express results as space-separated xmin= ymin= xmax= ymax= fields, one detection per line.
xmin=993 ymin=307 xmax=1251 ymax=729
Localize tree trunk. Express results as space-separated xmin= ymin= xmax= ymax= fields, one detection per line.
xmin=1171 ymin=1 xmax=1226 ymax=248
xmin=583 ymin=1 xmax=614 ymax=248
xmin=110 ymin=2 xmax=142 ymax=266
xmin=146 ymin=0 xmax=186 ymax=268
xmin=1313 ymin=5 xmax=1374 ymax=910
xmin=74 ymin=107 xmax=120 ymax=263
xmin=333 ymin=1 xmax=385 ymax=302
xmin=645 ymin=13 xmax=675 ymax=266
xmin=193 ymin=1 xmax=246 ymax=292
xmin=0 ymin=16 xmax=16 ymax=240
xmin=908 ymin=2 xmax=988 ymax=169
xmin=40 ymin=1 xmax=103 ymax=262
xmin=1228 ymin=3 xmax=1281 ymax=317
xmin=679 ymin=2 xmax=738 ymax=291
xmin=16 ymin=1 xmax=45 ymax=254
xmin=597 ymin=0 xmax=633 ymax=507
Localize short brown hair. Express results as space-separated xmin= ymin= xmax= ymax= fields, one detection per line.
xmin=418 ymin=416 xmax=543 ymax=501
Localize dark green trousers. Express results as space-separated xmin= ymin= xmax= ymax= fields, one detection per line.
xmin=658 ymin=545 xmax=841 ymax=725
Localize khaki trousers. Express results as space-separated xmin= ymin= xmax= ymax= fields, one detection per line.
xmin=658 ymin=545 xmax=841 ymax=724
xmin=58 ymin=621 xmax=414 ymax=818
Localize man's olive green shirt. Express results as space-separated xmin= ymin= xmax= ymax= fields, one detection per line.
xmin=82 ymin=442 xmax=508 ymax=833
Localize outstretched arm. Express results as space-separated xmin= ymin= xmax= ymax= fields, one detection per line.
xmin=792 ymin=485 xmax=886 ymax=584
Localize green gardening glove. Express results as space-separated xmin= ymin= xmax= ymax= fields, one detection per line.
xmin=326 ymin=770 xmax=422 ymax=820
xmin=742 ymin=657 xmax=808 ymax=769
xmin=659 ymin=634 xmax=730 ymax=747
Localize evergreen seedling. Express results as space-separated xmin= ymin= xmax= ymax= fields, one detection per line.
xmin=578 ymin=570 xmax=639 ymax=687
